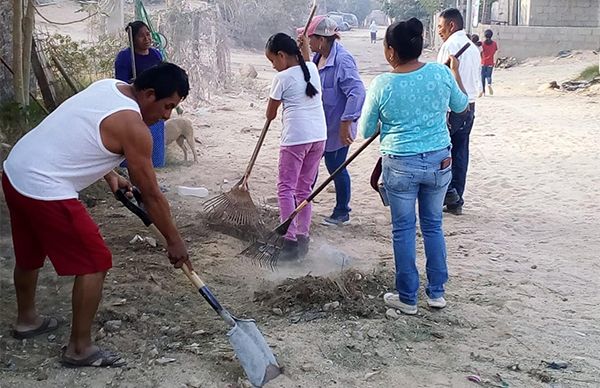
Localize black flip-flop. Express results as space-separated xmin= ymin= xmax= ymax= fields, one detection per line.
xmin=61 ymin=347 xmax=126 ymax=368
xmin=12 ymin=317 xmax=59 ymax=340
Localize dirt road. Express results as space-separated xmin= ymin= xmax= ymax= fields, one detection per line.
xmin=1 ymin=27 xmax=599 ymax=388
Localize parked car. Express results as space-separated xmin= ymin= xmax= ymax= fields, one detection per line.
xmin=327 ymin=14 xmax=351 ymax=31
xmin=327 ymin=12 xmax=359 ymax=29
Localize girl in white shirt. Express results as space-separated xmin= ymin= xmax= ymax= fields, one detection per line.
xmin=265 ymin=33 xmax=327 ymax=261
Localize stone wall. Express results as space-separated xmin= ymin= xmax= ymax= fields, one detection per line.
xmin=528 ymin=0 xmax=599 ymax=27
xmin=475 ymin=24 xmax=600 ymax=59
xmin=0 ymin=1 xmax=13 ymax=103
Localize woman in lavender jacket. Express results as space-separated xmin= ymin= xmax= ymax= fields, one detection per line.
xmin=298 ymin=16 xmax=366 ymax=226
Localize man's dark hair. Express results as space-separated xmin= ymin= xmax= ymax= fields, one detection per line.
xmin=134 ymin=62 xmax=189 ymax=100
xmin=385 ymin=18 xmax=424 ymax=62
xmin=439 ymin=8 xmax=464 ymax=31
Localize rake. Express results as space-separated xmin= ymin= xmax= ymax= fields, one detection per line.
xmin=203 ymin=119 xmax=271 ymax=230
xmin=241 ymin=130 xmax=380 ymax=269
xmin=204 ymin=2 xmax=318 ymax=231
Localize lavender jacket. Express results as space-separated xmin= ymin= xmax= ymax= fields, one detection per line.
xmin=313 ymin=41 xmax=366 ymax=152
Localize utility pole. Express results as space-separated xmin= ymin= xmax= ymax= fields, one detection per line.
xmin=466 ymin=0 xmax=473 ymax=34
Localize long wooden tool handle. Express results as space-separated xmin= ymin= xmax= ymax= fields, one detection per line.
xmin=444 ymin=42 xmax=471 ymax=67
xmin=240 ymin=119 xmax=272 ymax=185
xmin=128 ymin=25 xmax=137 ymax=80
xmin=302 ymin=0 xmax=318 ymax=37
xmin=290 ymin=131 xmax=380 ymax=218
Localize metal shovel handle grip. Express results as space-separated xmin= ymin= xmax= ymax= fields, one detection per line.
xmin=114 ymin=188 xmax=151 ymax=226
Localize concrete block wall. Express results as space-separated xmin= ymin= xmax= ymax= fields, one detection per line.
xmin=475 ymin=24 xmax=600 ymax=59
xmin=528 ymin=0 xmax=599 ymax=28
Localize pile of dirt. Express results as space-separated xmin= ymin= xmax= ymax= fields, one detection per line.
xmin=254 ymin=268 xmax=393 ymax=318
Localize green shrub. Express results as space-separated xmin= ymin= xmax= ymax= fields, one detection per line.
xmin=578 ymin=65 xmax=600 ymax=81
xmin=0 ymin=101 xmax=47 ymax=145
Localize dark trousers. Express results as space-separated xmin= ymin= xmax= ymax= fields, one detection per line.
xmin=324 ymin=146 xmax=351 ymax=218
xmin=446 ymin=103 xmax=475 ymax=207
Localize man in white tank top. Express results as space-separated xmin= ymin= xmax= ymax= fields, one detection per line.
xmin=2 ymin=63 xmax=191 ymax=367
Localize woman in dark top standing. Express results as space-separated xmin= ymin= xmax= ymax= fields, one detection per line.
xmin=114 ymin=21 xmax=166 ymax=167
xmin=114 ymin=21 xmax=163 ymax=82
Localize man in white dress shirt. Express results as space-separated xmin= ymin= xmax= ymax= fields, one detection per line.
xmin=437 ymin=8 xmax=482 ymax=215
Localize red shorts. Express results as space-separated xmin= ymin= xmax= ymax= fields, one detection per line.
xmin=2 ymin=173 xmax=112 ymax=276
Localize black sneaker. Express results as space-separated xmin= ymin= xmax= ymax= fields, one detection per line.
xmin=443 ymin=205 xmax=463 ymax=216
xmin=297 ymin=235 xmax=310 ymax=258
xmin=444 ymin=190 xmax=460 ymax=207
xmin=279 ymin=239 xmax=299 ymax=261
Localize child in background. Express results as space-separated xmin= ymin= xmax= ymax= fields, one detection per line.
xmin=481 ymin=29 xmax=498 ymax=96
xmin=470 ymin=34 xmax=483 ymax=54
xmin=265 ymin=33 xmax=328 ymax=261
xmin=369 ymin=20 xmax=378 ymax=43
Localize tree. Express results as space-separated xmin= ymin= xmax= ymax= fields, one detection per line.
xmin=380 ymin=0 xmax=428 ymax=21
xmin=380 ymin=0 xmax=454 ymax=44
xmin=380 ymin=0 xmax=454 ymax=21
xmin=12 ymin=0 xmax=24 ymax=104
xmin=11 ymin=0 xmax=35 ymax=106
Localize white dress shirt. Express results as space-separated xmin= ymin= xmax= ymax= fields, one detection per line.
xmin=437 ymin=30 xmax=482 ymax=102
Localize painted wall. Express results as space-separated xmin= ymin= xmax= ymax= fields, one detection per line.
xmin=475 ymin=24 xmax=600 ymax=58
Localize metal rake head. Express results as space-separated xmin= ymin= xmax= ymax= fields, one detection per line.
xmin=239 ymin=219 xmax=292 ymax=270
xmin=240 ymin=232 xmax=285 ymax=270
xmin=203 ymin=189 xmax=263 ymax=229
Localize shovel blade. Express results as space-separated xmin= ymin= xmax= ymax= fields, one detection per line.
xmin=228 ymin=318 xmax=281 ymax=387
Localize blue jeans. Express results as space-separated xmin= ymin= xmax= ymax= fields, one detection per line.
xmin=383 ymin=147 xmax=452 ymax=305
xmin=324 ymin=146 xmax=351 ymax=218
xmin=481 ymin=65 xmax=493 ymax=88
xmin=446 ymin=105 xmax=475 ymax=207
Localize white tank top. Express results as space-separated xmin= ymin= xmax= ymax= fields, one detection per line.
xmin=3 ymin=79 xmax=140 ymax=200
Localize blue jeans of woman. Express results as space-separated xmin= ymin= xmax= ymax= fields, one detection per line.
xmin=382 ymin=147 xmax=452 ymax=305
xmin=324 ymin=146 xmax=351 ymax=218
xmin=481 ymin=65 xmax=493 ymax=88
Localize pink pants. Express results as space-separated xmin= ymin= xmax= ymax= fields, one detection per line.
xmin=278 ymin=140 xmax=326 ymax=241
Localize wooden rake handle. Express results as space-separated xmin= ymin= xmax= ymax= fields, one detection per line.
xmin=302 ymin=0 xmax=318 ymax=37
xmin=127 ymin=24 xmax=137 ymax=80
xmin=239 ymin=119 xmax=272 ymax=187
xmin=293 ymin=130 xmax=380 ymax=216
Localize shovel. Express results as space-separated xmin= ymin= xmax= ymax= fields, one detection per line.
xmin=114 ymin=189 xmax=281 ymax=387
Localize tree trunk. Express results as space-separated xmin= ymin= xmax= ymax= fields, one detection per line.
xmin=21 ymin=0 xmax=35 ymax=106
xmin=12 ymin=0 xmax=25 ymax=104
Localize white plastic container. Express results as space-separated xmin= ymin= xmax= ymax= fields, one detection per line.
xmin=176 ymin=185 xmax=209 ymax=198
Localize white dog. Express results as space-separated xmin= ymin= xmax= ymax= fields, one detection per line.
xmin=165 ymin=117 xmax=197 ymax=162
